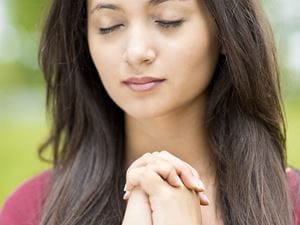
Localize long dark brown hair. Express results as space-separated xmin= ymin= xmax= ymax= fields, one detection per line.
xmin=38 ymin=0 xmax=293 ymax=224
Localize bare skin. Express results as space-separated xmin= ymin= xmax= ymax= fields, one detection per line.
xmin=122 ymin=151 xmax=224 ymax=225
xmin=87 ymin=0 xmax=223 ymax=223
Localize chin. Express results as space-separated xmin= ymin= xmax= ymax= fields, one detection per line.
xmin=125 ymin=110 xmax=161 ymax=120
xmin=123 ymin=106 xmax=170 ymax=120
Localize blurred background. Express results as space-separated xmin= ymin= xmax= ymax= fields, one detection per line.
xmin=0 ymin=0 xmax=299 ymax=206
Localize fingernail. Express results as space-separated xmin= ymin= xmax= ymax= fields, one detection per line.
xmin=123 ymin=183 xmax=128 ymax=191
xmin=198 ymin=192 xmax=210 ymax=205
xmin=123 ymin=191 xmax=130 ymax=200
xmin=193 ymin=177 xmax=205 ymax=191
xmin=202 ymin=194 xmax=209 ymax=204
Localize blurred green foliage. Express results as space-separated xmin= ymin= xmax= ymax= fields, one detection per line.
xmin=9 ymin=1 xmax=45 ymax=31
xmin=285 ymin=99 xmax=300 ymax=167
xmin=0 ymin=0 xmax=299 ymax=208
xmin=0 ymin=120 xmax=51 ymax=207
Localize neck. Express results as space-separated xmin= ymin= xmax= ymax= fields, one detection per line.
xmin=124 ymin=97 xmax=217 ymax=184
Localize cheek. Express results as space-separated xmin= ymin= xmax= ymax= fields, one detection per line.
xmin=88 ymin=37 xmax=119 ymax=86
xmin=165 ymin=26 xmax=220 ymax=99
xmin=88 ymin=36 xmax=129 ymax=110
xmin=184 ymin=34 xmax=219 ymax=79
xmin=173 ymin=31 xmax=218 ymax=75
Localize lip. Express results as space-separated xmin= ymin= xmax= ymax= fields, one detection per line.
xmin=122 ymin=76 xmax=166 ymax=92
xmin=123 ymin=76 xmax=166 ymax=84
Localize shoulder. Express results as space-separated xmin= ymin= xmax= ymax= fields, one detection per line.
xmin=0 ymin=170 xmax=52 ymax=225
xmin=287 ymin=167 xmax=300 ymax=225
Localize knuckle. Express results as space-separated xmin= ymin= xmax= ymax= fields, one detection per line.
xmin=153 ymin=157 xmax=173 ymax=171
xmin=157 ymin=163 xmax=173 ymax=175
xmin=158 ymin=152 xmax=188 ymax=173
xmin=142 ymin=152 xmax=152 ymax=160
xmin=152 ymin=151 xmax=160 ymax=156
xmin=151 ymin=156 xmax=162 ymax=165
xmin=159 ymin=150 xmax=170 ymax=156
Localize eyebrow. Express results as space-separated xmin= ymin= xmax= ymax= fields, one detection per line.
xmin=90 ymin=0 xmax=182 ymax=14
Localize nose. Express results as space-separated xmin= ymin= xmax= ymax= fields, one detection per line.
xmin=123 ymin=26 xmax=156 ymax=68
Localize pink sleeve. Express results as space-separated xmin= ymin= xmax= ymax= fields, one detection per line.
xmin=287 ymin=167 xmax=300 ymax=225
xmin=0 ymin=170 xmax=51 ymax=225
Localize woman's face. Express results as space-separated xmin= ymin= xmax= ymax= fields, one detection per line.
xmin=87 ymin=0 xmax=221 ymax=119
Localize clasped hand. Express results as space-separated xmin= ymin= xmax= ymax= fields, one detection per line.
xmin=121 ymin=151 xmax=209 ymax=225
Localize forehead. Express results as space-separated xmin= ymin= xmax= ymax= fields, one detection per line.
xmin=88 ymin=0 xmax=192 ymax=12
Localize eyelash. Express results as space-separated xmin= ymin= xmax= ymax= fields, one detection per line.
xmin=98 ymin=20 xmax=184 ymax=35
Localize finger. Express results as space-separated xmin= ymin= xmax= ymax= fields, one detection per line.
xmin=147 ymin=158 xmax=184 ymax=188
xmin=126 ymin=152 xmax=154 ymax=171
xmin=150 ymin=157 xmax=208 ymax=205
xmin=124 ymin=165 xmax=171 ymax=200
xmin=154 ymin=153 xmax=209 ymax=205
xmin=197 ymin=192 xmax=210 ymax=205
xmin=125 ymin=158 xmax=183 ymax=192
xmin=124 ymin=153 xmax=155 ymax=191
xmin=125 ymin=151 xmax=183 ymax=191
xmin=186 ymin=164 xmax=200 ymax=179
xmin=158 ymin=151 xmax=205 ymax=192
xmin=122 ymin=187 xmax=152 ymax=225
xmin=124 ymin=164 xmax=209 ymax=206
xmin=125 ymin=151 xmax=205 ymax=192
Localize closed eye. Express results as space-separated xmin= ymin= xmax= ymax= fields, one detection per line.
xmin=156 ymin=19 xmax=184 ymax=28
xmin=98 ymin=19 xmax=184 ymax=35
xmin=99 ymin=24 xmax=124 ymax=34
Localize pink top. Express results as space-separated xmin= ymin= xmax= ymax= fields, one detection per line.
xmin=0 ymin=170 xmax=51 ymax=225
xmin=0 ymin=168 xmax=299 ymax=225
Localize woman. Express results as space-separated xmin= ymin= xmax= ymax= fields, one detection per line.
xmin=0 ymin=0 xmax=299 ymax=224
